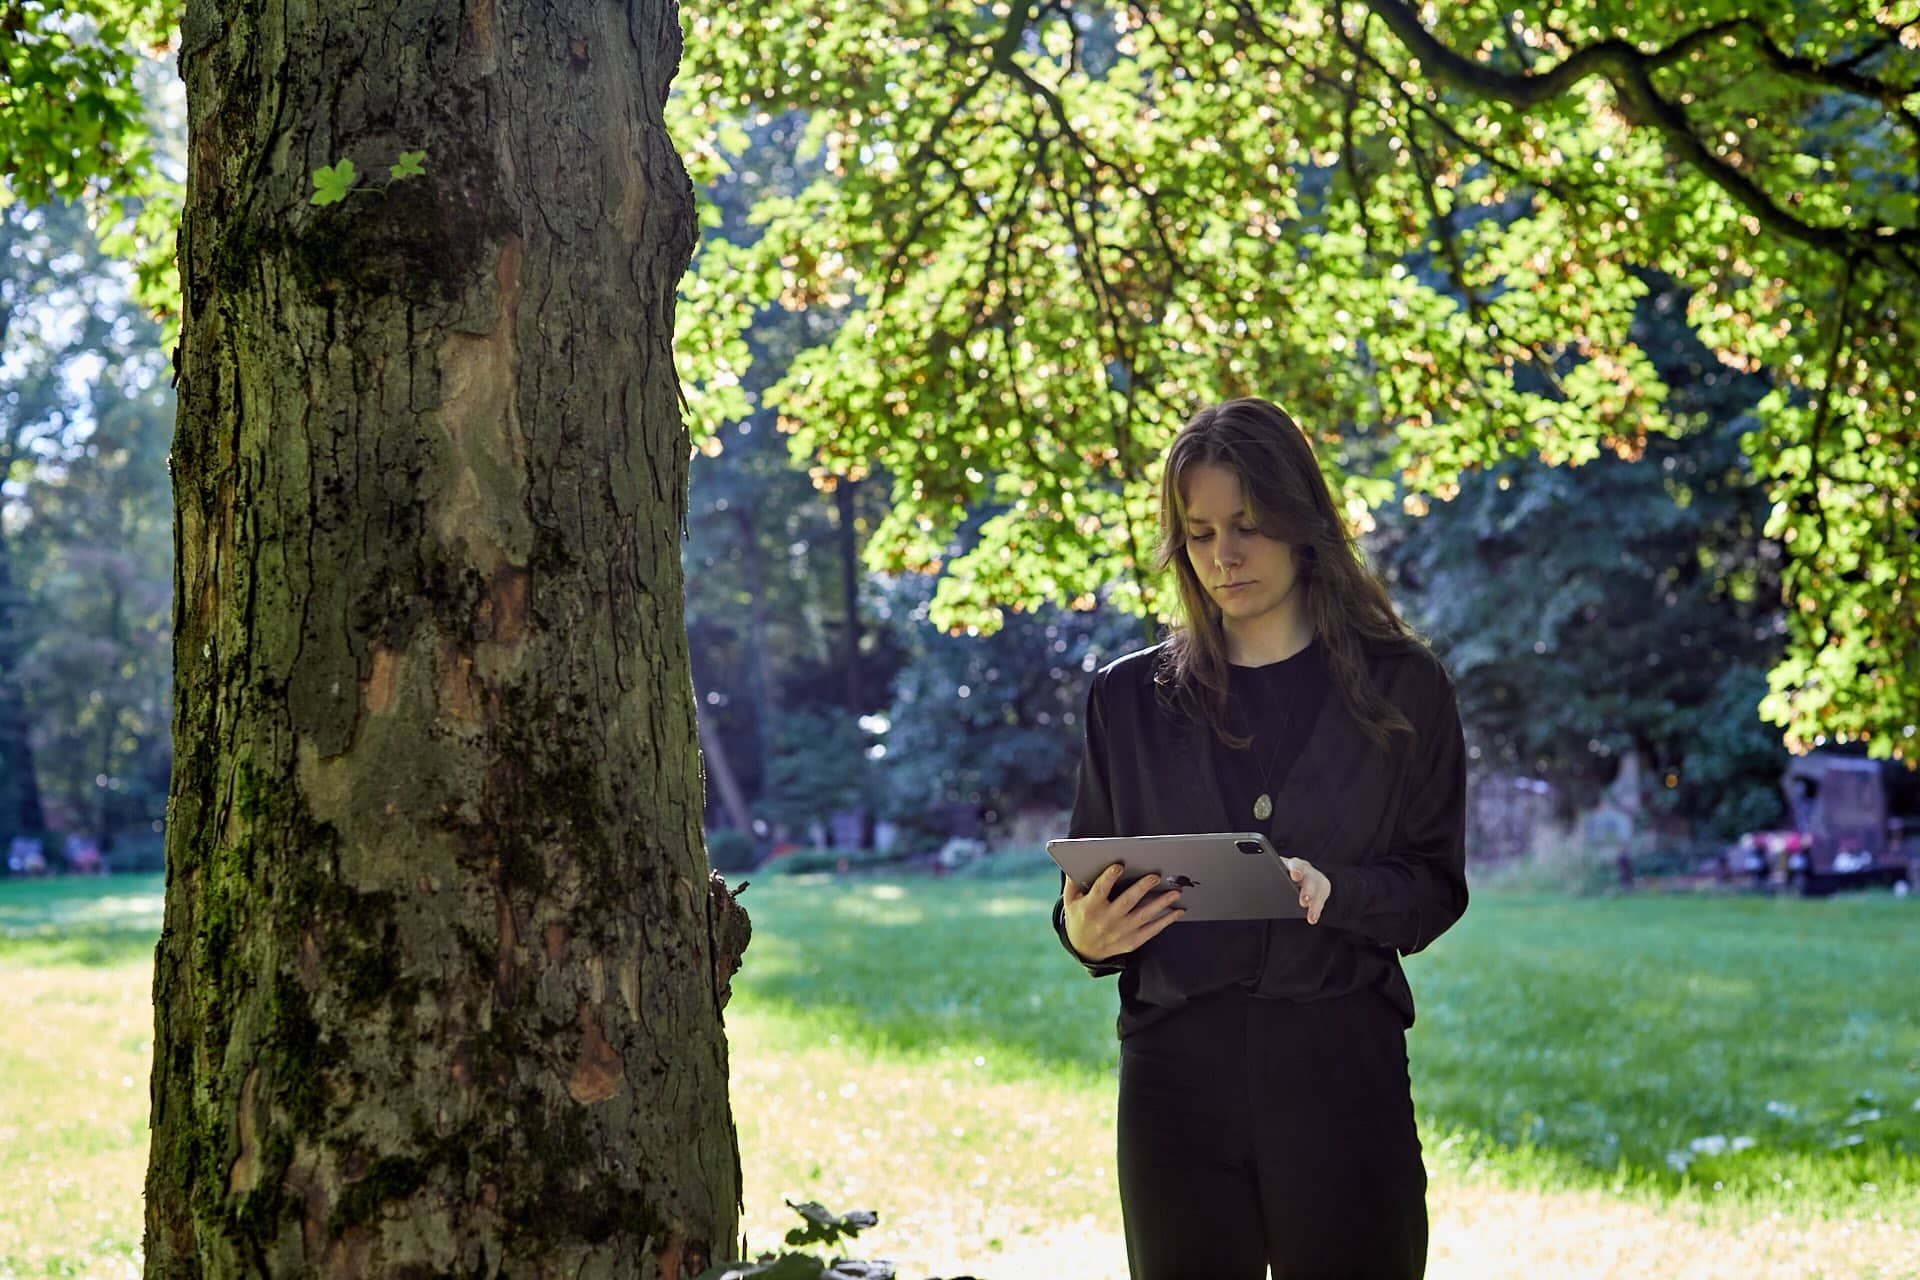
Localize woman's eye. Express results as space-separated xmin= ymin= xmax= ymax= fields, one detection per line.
xmin=1188 ymin=532 xmax=1213 ymax=542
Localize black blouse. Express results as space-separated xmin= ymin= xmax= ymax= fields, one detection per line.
xmin=1211 ymin=639 xmax=1331 ymax=831
xmin=1053 ymin=634 xmax=1469 ymax=1039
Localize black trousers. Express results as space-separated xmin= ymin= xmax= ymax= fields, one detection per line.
xmin=1117 ymin=986 xmax=1427 ymax=1280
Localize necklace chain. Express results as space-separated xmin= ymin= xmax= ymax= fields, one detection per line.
xmin=1242 ymin=696 xmax=1293 ymax=824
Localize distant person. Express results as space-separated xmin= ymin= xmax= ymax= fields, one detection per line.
xmin=65 ymin=833 xmax=104 ymax=875
xmin=1054 ymin=398 xmax=1468 ymax=1279
xmin=7 ymin=835 xmax=47 ymax=877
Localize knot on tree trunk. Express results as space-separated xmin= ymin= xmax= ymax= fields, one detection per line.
xmin=707 ymin=871 xmax=752 ymax=1009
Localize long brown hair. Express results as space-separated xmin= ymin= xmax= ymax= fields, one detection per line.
xmin=1152 ymin=398 xmax=1417 ymax=752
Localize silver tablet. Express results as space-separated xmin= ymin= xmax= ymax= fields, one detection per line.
xmin=1045 ymin=832 xmax=1308 ymax=923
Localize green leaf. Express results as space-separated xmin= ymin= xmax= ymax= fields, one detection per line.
xmin=781 ymin=1201 xmax=877 ymax=1248
xmin=388 ymin=150 xmax=426 ymax=181
xmin=309 ymin=158 xmax=358 ymax=206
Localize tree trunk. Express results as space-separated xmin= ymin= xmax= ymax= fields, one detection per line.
xmin=834 ymin=480 xmax=862 ymax=712
xmin=0 ymin=518 xmax=47 ymax=841
xmin=147 ymin=1 xmax=741 ymax=1276
xmin=97 ymin=574 xmax=128 ymax=841
xmin=694 ymin=702 xmax=753 ymax=835
xmin=729 ymin=506 xmax=775 ymax=796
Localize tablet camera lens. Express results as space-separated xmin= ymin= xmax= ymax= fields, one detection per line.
xmin=1235 ymin=840 xmax=1263 ymax=856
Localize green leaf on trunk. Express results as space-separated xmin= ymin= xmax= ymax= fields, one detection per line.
xmin=309 ymin=158 xmax=357 ymax=206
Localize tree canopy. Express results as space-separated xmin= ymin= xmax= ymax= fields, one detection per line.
xmin=671 ymin=1 xmax=1920 ymax=760
xmin=12 ymin=1 xmax=1918 ymax=761
xmin=2 ymin=1 xmax=180 ymax=335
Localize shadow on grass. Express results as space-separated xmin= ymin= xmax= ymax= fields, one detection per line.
xmin=730 ymin=873 xmax=1920 ymax=1203
xmin=0 ymin=872 xmax=164 ymax=969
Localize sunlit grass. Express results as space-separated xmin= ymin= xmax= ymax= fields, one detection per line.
xmin=3 ymin=871 xmax=1917 ymax=1278
xmin=0 ymin=875 xmax=159 ymax=1280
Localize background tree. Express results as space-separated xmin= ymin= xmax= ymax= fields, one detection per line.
xmin=873 ymin=570 xmax=1140 ymax=849
xmin=672 ymin=0 xmax=1920 ymax=760
xmin=2 ymin=195 xmax=174 ymax=860
xmin=1374 ymin=274 xmax=1792 ymax=838
xmin=0 ymin=197 xmax=92 ymax=849
xmin=16 ymin=348 xmax=174 ymax=858
xmin=2 ymin=2 xmax=182 ymax=331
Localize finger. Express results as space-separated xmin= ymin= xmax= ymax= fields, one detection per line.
xmin=1130 ymin=887 xmax=1180 ymax=918
xmin=1281 ymin=856 xmax=1303 ymax=883
xmin=1130 ymin=903 xmax=1188 ymax=947
xmin=1094 ymin=862 xmax=1127 ymax=896
xmin=1117 ymin=872 xmax=1163 ymax=911
xmin=1061 ymin=873 xmax=1085 ymax=903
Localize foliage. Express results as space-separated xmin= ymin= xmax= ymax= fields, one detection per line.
xmin=1 ymin=4 xmax=182 ymax=337
xmin=942 ymin=844 xmax=1056 ymax=880
xmin=705 ymin=826 xmax=762 ymax=873
xmin=760 ymin=707 xmax=882 ymax=837
xmin=681 ymin=109 xmax=907 ymax=823
xmin=1370 ymin=275 xmax=1790 ymax=835
xmin=685 ymin=401 xmax=895 ymax=810
xmin=306 ymin=150 xmax=428 ymax=206
xmin=1674 ymin=666 xmax=1793 ymax=840
xmin=1469 ymin=826 xmax=1620 ymax=896
xmin=871 ymin=571 xmax=1139 ymax=845
xmin=766 ymin=848 xmax=891 ymax=876
xmin=698 ymin=1198 xmax=979 ymax=1280
xmin=672 ymin=2 xmax=1920 ymax=759
xmin=1 ymin=195 xmax=172 ymax=851
xmin=0 ymin=0 xmax=171 ymax=204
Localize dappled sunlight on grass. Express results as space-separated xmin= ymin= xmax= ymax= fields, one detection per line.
xmin=4 ymin=871 xmax=1917 ymax=1277
xmin=735 ymin=873 xmax=1920 ymax=1210
xmin=1407 ymin=889 xmax=1920 ymax=1203
xmin=0 ymin=898 xmax=154 ymax=1279
xmin=728 ymin=1020 xmax=1125 ymax=1279
xmin=0 ymin=874 xmax=166 ymax=971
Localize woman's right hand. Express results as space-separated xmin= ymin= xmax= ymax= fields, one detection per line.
xmin=1061 ymin=863 xmax=1186 ymax=963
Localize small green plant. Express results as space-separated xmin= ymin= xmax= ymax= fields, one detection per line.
xmin=693 ymin=1200 xmax=983 ymax=1280
xmin=308 ymin=150 xmax=427 ymax=206
xmin=705 ymin=827 xmax=761 ymax=873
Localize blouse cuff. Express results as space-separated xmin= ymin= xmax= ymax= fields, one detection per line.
xmin=1053 ymin=897 xmax=1126 ymax=977
xmin=1319 ymin=865 xmax=1377 ymax=932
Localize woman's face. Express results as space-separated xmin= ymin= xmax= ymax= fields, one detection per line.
xmin=1179 ymin=461 xmax=1301 ymax=624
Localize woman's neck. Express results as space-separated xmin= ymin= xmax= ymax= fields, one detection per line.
xmin=1223 ymin=603 xmax=1314 ymax=667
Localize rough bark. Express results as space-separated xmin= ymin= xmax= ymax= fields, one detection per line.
xmin=146 ymin=1 xmax=742 ymax=1276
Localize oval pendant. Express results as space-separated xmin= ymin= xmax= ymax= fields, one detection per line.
xmin=1253 ymin=793 xmax=1273 ymax=821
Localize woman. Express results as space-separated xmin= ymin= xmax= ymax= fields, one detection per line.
xmin=1055 ymin=397 xmax=1468 ymax=1279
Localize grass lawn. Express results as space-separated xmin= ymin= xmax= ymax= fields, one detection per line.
xmin=3 ymin=870 xmax=1917 ymax=1278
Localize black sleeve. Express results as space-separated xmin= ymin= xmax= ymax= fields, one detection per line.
xmin=1318 ymin=663 xmax=1469 ymax=954
xmin=1052 ymin=668 xmax=1127 ymax=977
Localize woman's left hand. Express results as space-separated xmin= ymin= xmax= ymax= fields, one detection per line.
xmin=1282 ymin=856 xmax=1332 ymax=926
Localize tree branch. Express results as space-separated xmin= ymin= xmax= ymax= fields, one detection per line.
xmin=1806 ymin=253 xmax=1859 ymax=557
xmin=1361 ymin=0 xmax=1920 ymax=265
